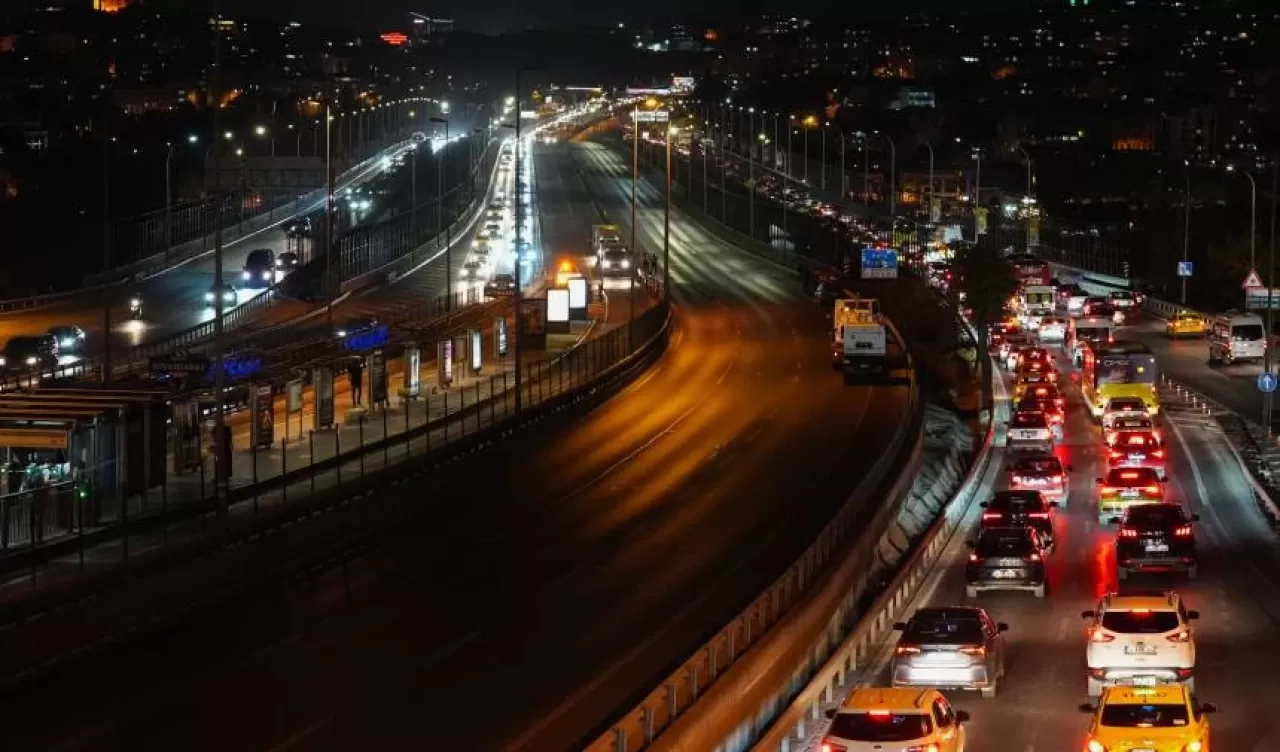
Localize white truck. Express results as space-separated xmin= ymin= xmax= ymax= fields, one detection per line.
xmin=592 ymin=224 xmax=622 ymax=256
xmin=831 ymin=298 xmax=888 ymax=384
xmin=1020 ymin=284 xmax=1056 ymax=328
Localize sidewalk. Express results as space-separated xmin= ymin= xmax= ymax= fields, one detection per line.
xmin=0 ymin=285 xmax=658 ymax=613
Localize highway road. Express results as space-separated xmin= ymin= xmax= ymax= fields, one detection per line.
xmin=0 ymin=115 xmax=911 ymax=751
xmin=799 ymin=343 xmax=1280 ymax=751
xmin=0 ymin=139 xmax=438 ymax=367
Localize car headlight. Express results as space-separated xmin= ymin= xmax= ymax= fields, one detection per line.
xmin=205 ymin=292 xmax=215 ymax=302
xmin=25 ymin=356 xmax=37 ymax=366
xmin=130 ymin=298 xmax=141 ymax=308
xmin=621 ymin=259 xmax=630 ymax=269
xmin=60 ymin=338 xmax=76 ymax=349
xmin=336 ymin=329 xmax=347 ymax=338
xmin=603 ymin=260 xmax=612 ymax=269
xmin=242 ymin=271 xmax=251 ymax=280
xmin=263 ymin=271 xmax=273 ymax=281
xmin=0 ymin=357 xmax=6 ymax=367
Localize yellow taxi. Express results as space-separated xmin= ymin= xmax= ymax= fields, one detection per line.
xmin=1166 ymin=310 xmax=1207 ymax=338
xmin=1079 ymin=685 xmax=1215 ymax=752
xmin=821 ymin=687 xmax=969 ymax=752
xmin=554 ymin=259 xmax=578 ymax=287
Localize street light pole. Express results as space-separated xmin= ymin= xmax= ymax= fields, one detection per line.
xmin=973 ymin=148 xmax=983 ymax=241
xmin=1019 ymin=145 xmax=1034 ymax=251
xmin=665 ymin=124 xmax=673 ymax=296
xmin=924 ymin=141 xmax=936 ymax=221
xmin=821 ymin=124 xmax=827 ymax=191
xmin=840 ymin=133 xmax=847 ymax=200
xmin=1266 ymin=162 xmax=1278 ymax=436
xmin=431 ymin=115 xmax=450 ymax=307
xmin=803 ymin=123 xmax=809 ymax=184
xmin=1182 ymin=166 xmax=1192 ymax=306
xmin=164 ymin=142 xmax=174 ymax=251
xmin=631 ymin=102 xmax=638 ymax=350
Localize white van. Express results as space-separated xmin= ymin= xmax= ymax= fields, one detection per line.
xmin=1208 ymin=311 xmax=1266 ymax=364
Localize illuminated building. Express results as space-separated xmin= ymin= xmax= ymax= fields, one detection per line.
xmin=93 ymin=0 xmax=132 ymax=11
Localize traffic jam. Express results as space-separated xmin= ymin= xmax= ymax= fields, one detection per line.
xmin=818 ymin=255 xmax=1218 ymax=752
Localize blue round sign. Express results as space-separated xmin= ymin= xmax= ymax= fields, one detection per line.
xmin=1258 ymin=372 xmax=1278 ymax=394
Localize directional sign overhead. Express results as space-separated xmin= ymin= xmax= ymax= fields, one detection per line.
xmin=861 ymin=247 xmax=899 ymax=279
xmin=1243 ymin=269 xmax=1265 ymax=289
xmin=633 ymin=110 xmax=670 ymax=122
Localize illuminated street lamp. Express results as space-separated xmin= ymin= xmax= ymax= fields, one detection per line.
xmin=223 ymin=130 xmax=234 ymax=141
xmin=801 ymin=114 xmax=818 ymax=184
xmin=186 ymin=133 xmax=199 ymax=144
xmin=254 ymin=124 xmax=275 ymax=156
xmin=440 ymin=100 xmax=450 ymax=114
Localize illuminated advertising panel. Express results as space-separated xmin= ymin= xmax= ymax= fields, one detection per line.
xmin=547 ymin=289 xmax=570 ymax=322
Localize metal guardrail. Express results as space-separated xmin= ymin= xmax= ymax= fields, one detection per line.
xmin=0 ymin=140 xmax=414 ymax=316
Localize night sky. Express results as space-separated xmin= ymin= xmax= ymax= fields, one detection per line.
xmin=141 ymin=0 xmax=1027 ymax=34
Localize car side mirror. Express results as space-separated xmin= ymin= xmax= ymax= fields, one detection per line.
xmin=1108 ymin=517 xmax=1122 ymax=525
xmin=1187 ymin=610 xmax=1200 ymax=620
xmin=1200 ymin=702 xmax=1218 ymax=714
xmin=1078 ymin=703 xmax=1097 ymax=714
xmin=824 ymin=708 xmax=837 ymax=719
xmin=1049 ymin=501 xmax=1060 ymax=508
xmin=997 ymin=622 xmax=1009 ymax=632
xmin=892 ymin=621 xmax=907 ymax=631
xmin=965 ymin=540 xmax=976 ymax=549
xmin=1190 ymin=514 xmax=1200 ymax=522
xmin=955 ymin=710 xmax=971 ymax=723
xmin=979 ymin=501 xmax=989 ymax=508
xmin=1081 ymin=610 xmax=1096 ymax=620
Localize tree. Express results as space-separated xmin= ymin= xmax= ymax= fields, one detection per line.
xmin=953 ymin=243 xmax=1018 ymax=415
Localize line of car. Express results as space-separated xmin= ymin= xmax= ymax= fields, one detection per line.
xmin=818 ymin=298 xmax=1214 ymax=752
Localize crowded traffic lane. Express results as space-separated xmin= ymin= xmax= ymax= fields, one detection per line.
xmin=820 ymin=350 xmax=1280 ymax=751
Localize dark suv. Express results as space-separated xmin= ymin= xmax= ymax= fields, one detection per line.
xmin=1112 ymin=503 xmax=1199 ymax=579
xmin=980 ymin=489 xmax=1057 ymax=547
xmin=890 ymin=607 xmax=1009 ymax=698
xmin=966 ymin=526 xmax=1047 ymax=598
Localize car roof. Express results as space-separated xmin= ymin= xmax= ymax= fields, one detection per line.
xmin=979 ymin=525 xmax=1036 ymax=540
xmin=1102 ymin=592 xmax=1179 ymax=611
xmin=1101 ymin=686 xmax=1188 ymax=706
xmin=912 ymin=606 xmax=984 ymax=621
xmin=839 ymin=687 xmax=935 ymax=713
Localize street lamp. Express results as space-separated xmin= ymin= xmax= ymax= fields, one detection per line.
xmin=1226 ymin=163 xmax=1258 ymax=278
xmin=1182 ymin=160 xmax=1192 ymax=305
xmin=223 ymin=130 xmax=233 ymax=141
xmin=665 ymin=125 xmax=675 ymax=296
xmin=802 ymin=115 xmax=818 ymax=184
xmin=1018 ymin=145 xmax=1034 ymax=250
xmin=440 ymin=100 xmax=451 ymax=114
xmin=254 ymin=124 xmax=274 ymax=157
xmin=875 ymin=131 xmax=897 ymax=221
xmin=430 ymin=115 xmax=451 ymax=308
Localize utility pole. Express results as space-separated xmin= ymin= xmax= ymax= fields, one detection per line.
xmin=1265 ymin=163 xmax=1278 ymax=436
xmin=101 ymin=85 xmax=112 ymax=386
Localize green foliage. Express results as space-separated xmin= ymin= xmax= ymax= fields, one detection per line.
xmin=953 ymin=244 xmax=1017 ymax=331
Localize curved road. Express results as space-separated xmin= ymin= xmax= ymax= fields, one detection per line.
xmin=796 ymin=341 xmax=1280 ymax=751
xmin=0 ymin=119 xmax=911 ymax=751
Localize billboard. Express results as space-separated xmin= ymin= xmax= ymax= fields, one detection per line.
xmin=568 ymin=277 xmax=588 ymax=309
xmin=470 ymin=329 xmax=482 ymax=373
xmin=860 ymin=247 xmax=899 ymax=279
xmin=495 ymin=317 xmax=508 ymax=358
xmin=548 ymin=289 xmax=570 ymax=322
xmin=438 ymin=339 xmax=454 ymax=387
xmin=313 ymin=366 xmax=335 ymax=429
xmin=403 ymin=344 xmax=421 ymax=397
xmin=251 ymin=383 xmax=274 ymax=449
xmin=369 ymin=349 xmax=388 ymax=405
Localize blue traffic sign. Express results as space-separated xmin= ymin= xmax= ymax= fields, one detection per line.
xmin=1258 ymin=372 xmax=1278 ymax=394
xmin=861 ymin=247 xmax=899 ymax=279
xmin=1177 ymin=261 xmax=1193 ymax=277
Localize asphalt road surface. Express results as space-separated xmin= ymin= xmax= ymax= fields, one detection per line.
xmin=0 ymin=119 xmax=911 ymax=751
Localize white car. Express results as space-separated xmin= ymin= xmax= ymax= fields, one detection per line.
xmin=1006 ymin=410 xmax=1055 ymax=453
xmin=1082 ymin=591 xmax=1198 ymax=697
xmin=1101 ymin=397 xmax=1150 ymax=431
xmin=1038 ymin=316 xmax=1067 ymax=344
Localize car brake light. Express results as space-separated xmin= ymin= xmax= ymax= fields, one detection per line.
xmin=1089 ymin=628 xmax=1115 ymax=643
xmin=982 ymin=512 xmax=1003 ymax=521
xmin=1166 ymin=630 xmax=1191 ymax=643
xmin=1029 ymin=512 xmax=1050 ymax=519
xmin=1109 ymin=450 xmax=1123 ymax=460
xmin=1029 ymin=552 xmax=1041 ymax=561
xmin=1086 ymin=740 xmax=1105 ymax=752
xmin=1120 ymin=471 xmax=1140 ymax=479
xmin=820 ymin=742 xmax=848 ymax=752
xmin=1175 ymin=524 xmax=1192 ymax=537
xmin=1099 ymin=485 xmax=1117 ymax=495
xmin=1152 ymin=449 xmax=1165 ymax=459
xmin=969 ymin=552 xmax=980 ymax=562
xmin=895 ymin=645 xmax=920 ymax=655
xmin=867 ymin=710 xmax=891 ymax=717
xmin=1118 ymin=528 xmax=1138 ymax=538
xmin=959 ymin=646 xmax=986 ymax=656
xmin=1144 ymin=485 xmax=1161 ymax=495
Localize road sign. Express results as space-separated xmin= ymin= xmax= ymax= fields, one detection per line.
xmin=1259 ymin=372 xmax=1278 ymax=394
xmin=149 ymin=355 xmax=209 ymax=377
xmin=1177 ymin=261 xmax=1193 ymax=278
xmin=633 ymin=110 xmax=669 ymax=122
xmin=1245 ymin=289 xmax=1280 ymax=309
xmin=1243 ymin=269 xmax=1265 ymax=288
xmin=860 ymin=247 xmax=899 ymax=279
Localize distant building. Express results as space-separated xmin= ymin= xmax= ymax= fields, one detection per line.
xmin=93 ymin=0 xmax=133 ymax=11
xmin=1162 ymin=108 xmax=1217 ymax=159
xmin=889 ymin=86 xmax=935 ymax=111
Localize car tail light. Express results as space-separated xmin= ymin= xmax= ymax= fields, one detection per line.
xmin=1055 ymin=397 xmax=1064 ymax=407
xmin=1099 ymin=485 xmax=1117 ymax=496
xmin=1177 ymin=669 xmax=1195 ymax=680
xmin=1167 ymin=630 xmax=1192 ymax=643
xmin=1175 ymin=524 xmax=1192 ymax=537
xmin=969 ymin=553 xmax=980 ymax=562
xmin=1086 ymin=739 xmax=1106 ymax=752
xmin=1109 ymin=450 xmax=1123 ymax=460
xmin=1144 ymin=485 xmax=1161 ymax=495
xmin=820 ymin=742 xmax=848 ymax=752
xmin=982 ymin=512 xmax=1003 ymax=521
xmin=1118 ymin=527 xmax=1138 ymax=539
xmin=958 ymin=646 xmax=986 ymax=656
xmin=1120 ymin=471 xmax=1140 ymax=479
xmin=894 ymin=645 xmax=921 ymax=656
xmin=1029 ymin=552 xmax=1041 ymax=561
xmin=1089 ymin=628 xmax=1115 ymax=643
xmin=905 ymin=745 xmax=939 ymax=752
xmin=1029 ymin=512 xmax=1050 ymax=519
xmin=1152 ymin=449 xmax=1165 ymax=459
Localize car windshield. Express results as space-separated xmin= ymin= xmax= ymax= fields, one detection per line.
xmin=1100 ymin=610 xmax=1181 ymax=633
xmin=1112 ymin=418 xmax=1152 ymax=431
xmin=3 ymin=337 xmax=47 ymax=354
xmin=903 ymin=614 xmax=985 ymax=644
xmin=1099 ymin=703 xmax=1189 ymax=728
xmin=1077 ymin=327 xmax=1109 ymax=340
xmin=1107 ymin=468 xmax=1160 ymax=485
xmin=1108 ymin=399 xmax=1146 ymax=412
xmin=1233 ymin=324 xmax=1265 ymax=340
xmin=976 ymin=533 xmax=1035 ymax=557
xmin=1013 ymin=458 xmax=1062 ymax=475
xmin=1011 ymin=412 xmax=1047 ymax=428
xmin=1126 ymin=505 xmax=1186 ymax=527
xmin=827 ymin=712 xmax=932 ymax=742
xmin=1115 ymin=432 xmax=1156 ymax=449
xmin=247 ymin=250 xmax=272 ymax=265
